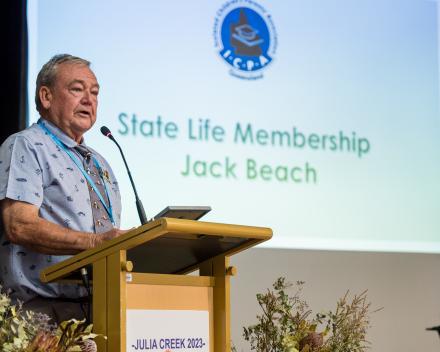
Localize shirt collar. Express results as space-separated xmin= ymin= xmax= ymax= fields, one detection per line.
xmin=38 ymin=118 xmax=88 ymax=148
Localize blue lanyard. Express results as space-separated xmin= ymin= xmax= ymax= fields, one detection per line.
xmin=38 ymin=121 xmax=115 ymax=225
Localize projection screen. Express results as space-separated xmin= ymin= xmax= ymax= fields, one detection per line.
xmin=27 ymin=0 xmax=440 ymax=252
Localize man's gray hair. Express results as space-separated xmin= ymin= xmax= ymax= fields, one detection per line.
xmin=35 ymin=54 xmax=91 ymax=114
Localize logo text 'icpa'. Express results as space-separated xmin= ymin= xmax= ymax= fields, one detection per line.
xmin=214 ymin=1 xmax=277 ymax=80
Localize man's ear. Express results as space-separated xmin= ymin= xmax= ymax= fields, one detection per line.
xmin=39 ymin=86 xmax=52 ymax=110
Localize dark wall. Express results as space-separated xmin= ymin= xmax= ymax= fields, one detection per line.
xmin=2 ymin=0 xmax=27 ymax=144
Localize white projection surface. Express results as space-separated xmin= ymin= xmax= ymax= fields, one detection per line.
xmin=27 ymin=0 xmax=440 ymax=252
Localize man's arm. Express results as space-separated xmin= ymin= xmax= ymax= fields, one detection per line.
xmin=1 ymin=198 xmax=126 ymax=255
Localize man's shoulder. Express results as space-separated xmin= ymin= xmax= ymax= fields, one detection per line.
xmin=1 ymin=123 xmax=45 ymax=149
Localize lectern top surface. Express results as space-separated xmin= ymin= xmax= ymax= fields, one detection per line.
xmin=40 ymin=218 xmax=272 ymax=282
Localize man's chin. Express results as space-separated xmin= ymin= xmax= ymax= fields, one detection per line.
xmin=72 ymin=120 xmax=95 ymax=138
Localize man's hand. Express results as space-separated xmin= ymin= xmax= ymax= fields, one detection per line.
xmin=0 ymin=198 xmax=129 ymax=255
xmin=91 ymin=228 xmax=129 ymax=248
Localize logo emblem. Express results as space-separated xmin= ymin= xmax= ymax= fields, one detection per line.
xmin=214 ymin=1 xmax=277 ymax=80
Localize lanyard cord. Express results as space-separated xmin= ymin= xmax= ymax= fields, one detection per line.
xmin=38 ymin=121 xmax=115 ymax=225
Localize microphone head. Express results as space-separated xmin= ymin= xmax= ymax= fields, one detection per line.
xmin=100 ymin=126 xmax=112 ymax=138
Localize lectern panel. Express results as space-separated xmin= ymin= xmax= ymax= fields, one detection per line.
xmin=126 ymin=283 xmax=213 ymax=352
xmin=126 ymin=284 xmax=212 ymax=310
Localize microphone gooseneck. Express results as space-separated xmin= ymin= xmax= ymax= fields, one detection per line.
xmin=100 ymin=126 xmax=148 ymax=225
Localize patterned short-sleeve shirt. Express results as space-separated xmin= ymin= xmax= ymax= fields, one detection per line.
xmin=0 ymin=118 xmax=122 ymax=301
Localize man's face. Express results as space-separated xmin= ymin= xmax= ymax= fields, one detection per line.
xmin=40 ymin=63 xmax=100 ymax=142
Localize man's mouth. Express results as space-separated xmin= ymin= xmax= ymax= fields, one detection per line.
xmin=76 ymin=110 xmax=91 ymax=118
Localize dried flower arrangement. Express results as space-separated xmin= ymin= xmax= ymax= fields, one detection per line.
xmin=240 ymin=277 xmax=380 ymax=352
xmin=0 ymin=286 xmax=101 ymax=352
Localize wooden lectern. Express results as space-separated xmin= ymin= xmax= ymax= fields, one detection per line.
xmin=40 ymin=217 xmax=272 ymax=352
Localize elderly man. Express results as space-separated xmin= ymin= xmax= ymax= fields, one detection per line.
xmin=0 ymin=54 xmax=126 ymax=321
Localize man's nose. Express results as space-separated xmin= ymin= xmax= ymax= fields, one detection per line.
xmin=81 ymin=90 xmax=95 ymax=105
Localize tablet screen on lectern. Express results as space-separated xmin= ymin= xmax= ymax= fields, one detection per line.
xmin=153 ymin=206 xmax=212 ymax=221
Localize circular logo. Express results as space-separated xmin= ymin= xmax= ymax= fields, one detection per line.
xmin=214 ymin=1 xmax=277 ymax=80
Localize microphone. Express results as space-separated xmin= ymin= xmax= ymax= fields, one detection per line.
xmin=80 ymin=267 xmax=92 ymax=323
xmin=100 ymin=126 xmax=148 ymax=225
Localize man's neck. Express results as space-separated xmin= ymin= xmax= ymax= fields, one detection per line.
xmin=40 ymin=117 xmax=83 ymax=144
